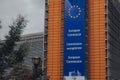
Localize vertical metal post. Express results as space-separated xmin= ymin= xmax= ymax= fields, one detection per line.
xmin=105 ymin=0 xmax=109 ymax=80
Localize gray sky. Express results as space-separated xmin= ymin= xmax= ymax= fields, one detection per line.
xmin=0 ymin=0 xmax=45 ymax=39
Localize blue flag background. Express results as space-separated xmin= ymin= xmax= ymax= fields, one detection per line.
xmin=64 ymin=0 xmax=85 ymax=79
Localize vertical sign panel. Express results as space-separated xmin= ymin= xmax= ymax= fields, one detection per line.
xmin=64 ymin=0 xmax=85 ymax=80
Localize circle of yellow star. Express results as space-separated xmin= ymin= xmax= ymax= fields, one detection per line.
xmin=68 ymin=5 xmax=81 ymax=19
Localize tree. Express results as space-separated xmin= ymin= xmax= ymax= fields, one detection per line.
xmin=0 ymin=20 xmax=2 ymax=41
xmin=0 ymin=20 xmax=2 ymax=29
xmin=7 ymin=42 xmax=30 ymax=79
xmin=11 ymin=42 xmax=30 ymax=64
xmin=1 ymin=15 xmax=27 ymax=57
xmin=0 ymin=21 xmax=4 ymax=79
xmin=0 ymin=15 xmax=28 ymax=79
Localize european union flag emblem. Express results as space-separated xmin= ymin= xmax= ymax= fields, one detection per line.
xmin=68 ymin=5 xmax=81 ymax=19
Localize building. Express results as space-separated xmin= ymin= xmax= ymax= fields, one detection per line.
xmin=44 ymin=0 xmax=120 ymax=80
xmin=19 ymin=32 xmax=44 ymax=70
xmin=107 ymin=0 xmax=120 ymax=79
xmin=0 ymin=32 xmax=44 ymax=70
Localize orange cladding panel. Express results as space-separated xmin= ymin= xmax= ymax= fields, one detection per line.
xmin=88 ymin=0 xmax=106 ymax=80
xmin=47 ymin=0 xmax=63 ymax=80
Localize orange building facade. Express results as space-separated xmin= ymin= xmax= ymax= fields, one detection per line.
xmin=45 ymin=0 xmax=106 ymax=80
xmin=88 ymin=0 xmax=106 ymax=80
xmin=46 ymin=0 xmax=64 ymax=80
